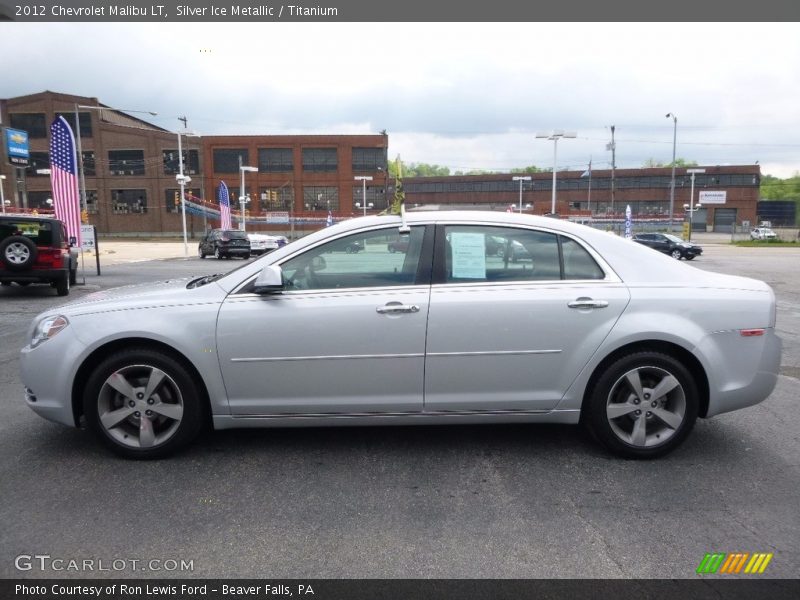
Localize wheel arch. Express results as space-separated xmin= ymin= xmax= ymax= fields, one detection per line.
xmin=71 ymin=337 xmax=212 ymax=428
xmin=580 ymin=340 xmax=710 ymax=419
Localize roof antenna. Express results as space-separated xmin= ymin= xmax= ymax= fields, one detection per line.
xmin=399 ymin=200 xmax=410 ymax=234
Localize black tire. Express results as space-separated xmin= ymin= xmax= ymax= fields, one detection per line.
xmin=685 ymin=255 xmax=695 ymax=261
xmin=83 ymin=348 xmax=205 ymax=459
xmin=1 ymin=235 xmax=38 ymax=271
xmin=583 ymin=351 xmax=699 ymax=459
xmin=55 ymin=273 xmax=70 ymax=296
xmin=69 ymin=268 xmax=77 ymax=285
xmin=199 ymin=246 xmax=206 ymax=259
xmin=670 ymin=249 xmax=682 ymax=260
xmin=214 ymin=247 xmax=223 ymax=260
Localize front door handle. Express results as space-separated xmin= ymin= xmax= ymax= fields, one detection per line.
xmin=568 ymin=297 xmax=609 ymax=309
xmin=376 ymin=303 xmax=420 ymax=314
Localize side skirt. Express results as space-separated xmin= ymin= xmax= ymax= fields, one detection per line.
xmin=212 ymin=409 xmax=581 ymax=430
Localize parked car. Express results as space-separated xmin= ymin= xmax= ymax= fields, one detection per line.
xmin=632 ymin=233 xmax=703 ymax=260
xmin=343 ymin=240 xmax=363 ymax=253
xmin=21 ymin=212 xmax=780 ymax=459
xmin=198 ymin=229 xmax=251 ymax=259
xmin=387 ymin=237 xmax=410 ymax=253
xmin=247 ymin=233 xmax=280 ymax=256
xmin=750 ymin=227 xmax=778 ymax=241
xmin=0 ymin=214 xmax=77 ymax=296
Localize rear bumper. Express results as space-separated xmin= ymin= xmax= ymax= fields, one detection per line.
xmin=702 ymin=328 xmax=782 ymax=417
xmin=0 ymin=268 xmax=67 ymax=283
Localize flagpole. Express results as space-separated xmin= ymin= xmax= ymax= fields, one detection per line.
xmin=74 ymin=104 xmax=88 ymax=285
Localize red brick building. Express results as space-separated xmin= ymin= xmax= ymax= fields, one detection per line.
xmin=2 ymin=91 xmax=761 ymax=235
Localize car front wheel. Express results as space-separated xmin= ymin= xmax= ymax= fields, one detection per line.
xmin=670 ymin=249 xmax=683 ymax=259
xmin=83 ymin=348 xmax=205 ymax=459
xmin=199 ymin=246 xmax=206 ymax=259
xmin=584 ymin=351 xmax=699 ymax=459
xmin=214 ymin=247 xmax=223 ymax=259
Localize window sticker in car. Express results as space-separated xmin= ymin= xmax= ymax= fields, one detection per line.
xmin=450 ymin=232 xmax=486 ymax=279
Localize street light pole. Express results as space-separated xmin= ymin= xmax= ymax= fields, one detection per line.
xmin=686 ymin=168 xmax=705 ymax=242
xmin=536 ymin=130 xmax=576 ymax=215
xmin=512 ymin=175 xmax=531 ymax=213
xmin=354 ymin=176 xmax=373 ymax=216
xmin=666 ymin=113 xmax=678 ymax=232
xmin=74 ymin=104 xmax=158 ymax=220
xmin=238 ymin=162 xmax=259 ymax=232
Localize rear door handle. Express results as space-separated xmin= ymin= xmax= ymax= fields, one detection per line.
xmin=568 ymin=297 xmax=609 ymax=309
xmin=376 ymin=303 xmax=420 ymax=314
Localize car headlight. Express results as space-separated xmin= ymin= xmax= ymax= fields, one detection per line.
xmin=31 ymin=315 xmax=70 ymax=348
xmin=681 ymin=243 xmax=692 ymax=248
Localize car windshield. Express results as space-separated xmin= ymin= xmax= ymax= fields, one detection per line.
xmin=224 ymin=231 xmax=248 ymax=240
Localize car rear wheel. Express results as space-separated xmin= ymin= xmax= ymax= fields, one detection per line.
xmin=670 ymin=249 xmax=682 ymax=259
xmin=198 ymin=246 xmax=206 ymax=259
xmin=83 ymin=349 xmax=205 ymax=459
xmin=1 ymin=235 xmax=38 ymax=271
xmin=584 ymin=351 xmax=698 ymax=459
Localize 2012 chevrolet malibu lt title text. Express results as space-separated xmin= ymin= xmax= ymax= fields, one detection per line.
xmin=20 ymin=212 xmax=781 ymax=459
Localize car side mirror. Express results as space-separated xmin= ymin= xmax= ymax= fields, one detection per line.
xmin=253 ymin=265 xmax=284 ymax=294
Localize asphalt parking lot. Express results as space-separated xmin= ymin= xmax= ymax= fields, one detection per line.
xmin=0 ymin=241 xmax=798 ymax=579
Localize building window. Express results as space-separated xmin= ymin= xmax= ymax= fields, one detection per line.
xmin=302 ymin=148 xmax=337 ymax=172
xmin=26 ymin=152 xmax=50 ymax=177
xmin=82 ymin=151 xmax=96 ymax=177
xmin=259 ymin=186 xmax=294 ymax=211
xmin=163 ymin=149 xmax=200 ymax=175
xmin=259 ymin=148 xmax=294 ymax=172
xmin=85 ymin=190 xmax=99 ymax=214
xmin=352 ymin=147 xmax=386 ymax=172
xmin=108 ymin=150 xmax=145 ymax=176
xmin=55 ymin=112 xmax=92 ymax=138
xmin=27 ymin=191 xmax=54 ymax=210
xmin=303 ymin=186 xmax=338 ymax=210
xmin=165 ymin=188 xmax=200 ymax=213
xmin=213 ymin=149 xmax=249 ymax=173
xmin=111 ymin=189 xmax=147 ymax=214
xmin=9 ymin=113 xmax=47 ymax=138
xmin=352 ymin=185 xmax=387 ymax=210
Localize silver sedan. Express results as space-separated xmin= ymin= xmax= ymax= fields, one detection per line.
xmin=20 ymin=212 xmax=781 ymax=459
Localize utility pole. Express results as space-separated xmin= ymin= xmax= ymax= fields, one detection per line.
xmin=607 ymin=125 xmax=616 ymax=216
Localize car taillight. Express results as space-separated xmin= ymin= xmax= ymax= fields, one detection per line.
xmin=740 ymin=329 xmax=765 ymax=337
xmin=36 ymin=249 xmax=66 ymax=269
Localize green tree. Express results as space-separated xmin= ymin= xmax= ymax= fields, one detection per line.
xmin=510 ymin=165 xmax=546 ymax=174
xmin=388 ymin=161 xmax=450 ymax=177
xmin=642 ymin=158 xmax=699 ymax=168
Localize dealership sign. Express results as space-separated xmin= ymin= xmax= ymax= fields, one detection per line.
xmin=4 ymin=127 xmax=30 ymax=167
xmin=699 ymin=191 xmax=727 ymax=204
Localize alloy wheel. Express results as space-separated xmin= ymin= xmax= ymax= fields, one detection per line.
xmin=605 ymin=366 xmax=687 ymax=448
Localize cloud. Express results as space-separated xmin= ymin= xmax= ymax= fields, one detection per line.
xmin=2 ymin=22 xmax=799 ymax=177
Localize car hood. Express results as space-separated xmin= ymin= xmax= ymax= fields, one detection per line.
xmin=50 ymin=276 xmax=226 ymax=317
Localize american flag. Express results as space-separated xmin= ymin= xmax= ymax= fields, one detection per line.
xmin=49 ymin=116 xmax=82 ymax=246
xmin=218 ymin=181 xmax=231 ymax=229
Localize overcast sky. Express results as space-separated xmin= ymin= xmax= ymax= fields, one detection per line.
xmin=3 ymin=22 xmax=799 ymax=177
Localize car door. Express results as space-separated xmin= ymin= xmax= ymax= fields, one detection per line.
xmin=216 ymin=225 xmax=432 ymax=415
xmin=424 ymin=224 xmax=630 ymax=412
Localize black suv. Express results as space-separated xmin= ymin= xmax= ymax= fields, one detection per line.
xmin=0 ymin=215 xmax=77 ymax=296
xmin=198 ymin=229 xmax=251 ymax=259
xmin=632 ymin=232 xmax=703 ymax=260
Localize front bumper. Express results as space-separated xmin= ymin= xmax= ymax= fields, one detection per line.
xmin=20 ymin=324 xmax=86 ymax=427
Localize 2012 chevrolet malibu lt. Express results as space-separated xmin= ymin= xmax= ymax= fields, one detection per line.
xmin=20 ymin=212 xmax=781 ymax=459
